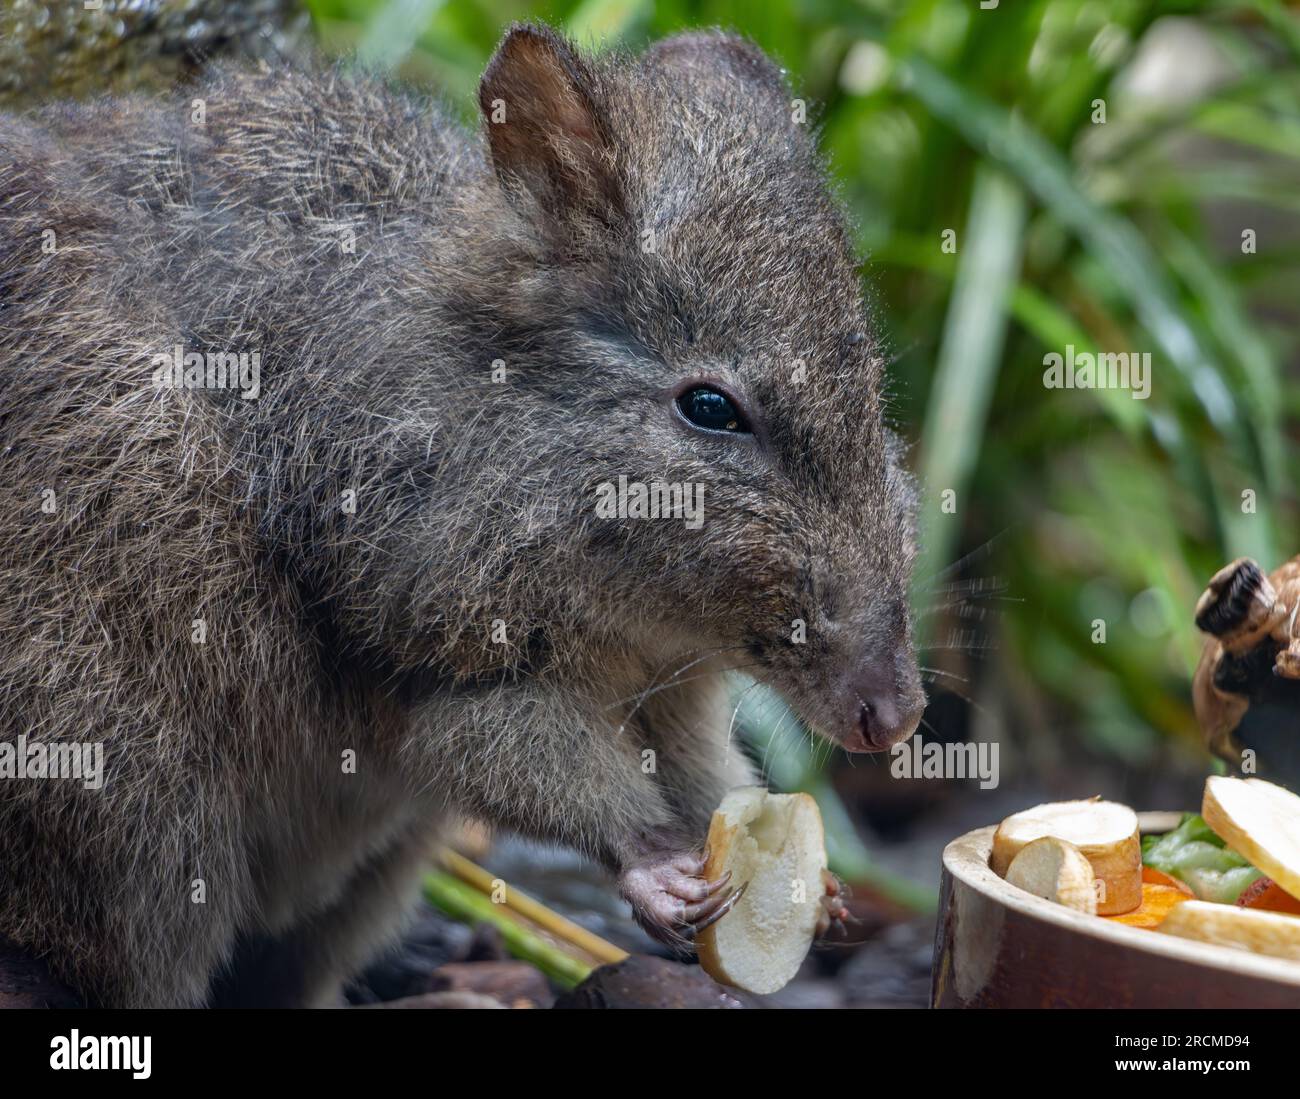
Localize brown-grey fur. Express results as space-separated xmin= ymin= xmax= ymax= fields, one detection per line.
xmin=0 ymin=24 xmax=924 ymax=1007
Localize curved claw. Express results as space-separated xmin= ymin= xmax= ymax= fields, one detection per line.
xmin=684 ymin=880 xmax=748 ymax=938
xmin=698 ymin=869 xmax=732 ymax=898
xmin=620 ymin=853 xmax=742 ymax=949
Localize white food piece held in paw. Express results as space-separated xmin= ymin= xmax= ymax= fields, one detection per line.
xmin=697 ymin=786 xmax=827 ymax=996
xmin=1004 ymin=835 xmax=1098 ymax=914
xmin=991 ymin=798 xmax=1140 ymax=914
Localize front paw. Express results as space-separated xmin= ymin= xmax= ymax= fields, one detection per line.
xmin=815 ymin=870 xmax=857 ymax=941
xmin=619 ymin=852 xmax=745 ymax=950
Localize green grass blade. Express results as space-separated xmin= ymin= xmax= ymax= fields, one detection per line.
xmin=916 ymin=164 xmax=1027 ymax=600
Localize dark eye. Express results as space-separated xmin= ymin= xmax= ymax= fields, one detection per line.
xmin=676 ymin=386 xmax=750 ymax=434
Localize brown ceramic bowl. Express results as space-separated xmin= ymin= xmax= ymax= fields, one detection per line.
xmin=932 ymin=812 xmax=1300 ymax=1008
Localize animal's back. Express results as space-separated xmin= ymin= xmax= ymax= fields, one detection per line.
xmin=0 ymin=67 xmax=466 ymax=1007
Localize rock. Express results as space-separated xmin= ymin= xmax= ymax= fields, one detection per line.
xmin=753 ymin=975 xmax=847 ymax=1010
xmin=553 ymin=955 xmax=743 ymax=1009
xmin=0 ymin=0 xmax=307 ymax=107
xmin=345 ymin=902 xmax=474 ymax=1005
xmin=354 ymin=991 xmax=506 ymax=1009
xmin=459 ymin=923 xmax=511 ymax=964
xmin=427 ymin=961 xmax=553 ymax=1009
xmin=838 ymin=918 xmax=935 ymax=1008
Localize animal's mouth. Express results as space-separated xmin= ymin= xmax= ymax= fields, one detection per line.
xmin=845 ymin=699 xmax=923 ymax=753
xmin=831 ymin=716 xmax=893 ymax=754
xmin=766 ymin=672 xmax=925 ymax=757
xmin=732 ymin=641 xmax=925 ymax=758
xmin=806 ymin=709 xmax=908 ymax=755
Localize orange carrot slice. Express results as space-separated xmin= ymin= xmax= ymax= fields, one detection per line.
xmin=1142 ymin=865 xmax=1194 ymax=896
xmin=1237 ymin=877 xmax=1300 ymax=915
xmin=1103 ymin=882 xmax=1192 ymax=929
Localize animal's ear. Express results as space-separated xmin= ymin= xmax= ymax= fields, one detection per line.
xmin=640 ymin=30 xmax=790 ymax=110
xmin=479 ymin=24 xmax=622 ymax=225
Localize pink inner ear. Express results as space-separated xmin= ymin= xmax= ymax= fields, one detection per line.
xmin=481 ymin=29 xmax=600 ymax=163
xmin=543 ymin=72 xmax=599 ymax=151
xmin=479 ymin=27 xmax=620 ymax=221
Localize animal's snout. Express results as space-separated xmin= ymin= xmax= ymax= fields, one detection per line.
xmin=843 ymin=654 xmax=924 ymax=753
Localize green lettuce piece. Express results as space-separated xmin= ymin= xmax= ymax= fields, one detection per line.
xmin=1141 ymin=813 xmax=1262 ymax=903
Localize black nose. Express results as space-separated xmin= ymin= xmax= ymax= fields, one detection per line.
xmin=849 ymin=662 xmax=924 ymax=751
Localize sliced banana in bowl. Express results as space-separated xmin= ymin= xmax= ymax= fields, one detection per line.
xmin=1203 ymin=776 xmax=1300 ymax=902
xmin=992 ymin=798 xmax=1141 ymax=914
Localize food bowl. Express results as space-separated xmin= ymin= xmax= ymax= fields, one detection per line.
xmin=932 ymin=812 xmax=1300 ymax=1008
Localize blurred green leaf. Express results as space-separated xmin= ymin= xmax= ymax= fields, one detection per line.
xmin=565 ymin=0 xmax=652 ymax=45
xmin=357 ymin=0 xmax=448 ymax=70
xmin=916 ymin=165 xmax=1027 ymax=608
